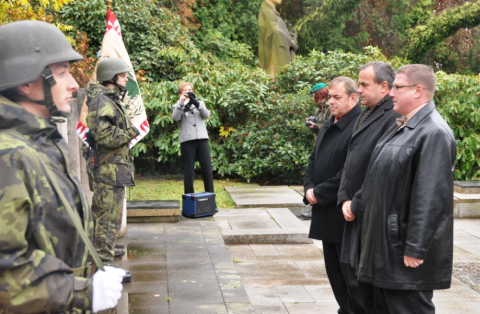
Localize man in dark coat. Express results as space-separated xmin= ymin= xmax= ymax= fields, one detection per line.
xmin=303 ymin=77 xmax=363 ymax=314
xmin=338 ymin=61 xmax=401 ymax=313
xmin=357 ymin=64 xmax=456 ymax=314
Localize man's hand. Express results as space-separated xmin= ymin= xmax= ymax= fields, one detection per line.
xmin=306 ymin=188 xmax=318 ymax=205
xmin=404 ymin=255 xmax=424 ymax=268
xmin=342 ymin=200 xmax=355 ymax=221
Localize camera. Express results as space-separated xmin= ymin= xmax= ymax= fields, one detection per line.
xmin=306 ymin=116 xmax=317 ymax=127
xmin=184 ymin=91 xmax=200 ymax=110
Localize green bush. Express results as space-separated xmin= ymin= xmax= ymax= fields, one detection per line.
xmin=139 ymin=44 xmax=479 ymax=182
xmin=435 ymin=72 xmax=480 ymax=180
xmin=61 ymin=0 xmax=193 ymax=82
xmin=60 ymin=2 xmax=478 ymax=182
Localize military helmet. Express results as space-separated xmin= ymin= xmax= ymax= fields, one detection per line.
xmin=96 ymin=57 xmax=130 ymax=82
xmin=0 ymin=20 xmax=83 ymax=91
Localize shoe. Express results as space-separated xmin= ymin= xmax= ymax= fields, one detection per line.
xmin=301 ymin=210 xmax=312 ymax=219
xmin=114 ymin=248 xmax=124 ymax=257
xmin=114 ymin=242 xmax=125 ymax=249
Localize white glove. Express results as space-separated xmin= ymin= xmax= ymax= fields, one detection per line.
xmin=92 ymin=266 xmax=126 ymax=313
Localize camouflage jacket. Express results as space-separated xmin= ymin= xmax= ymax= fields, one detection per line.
xmin=86 ymin=84 xmax=139 ymax=188
xmin=309 ymin=103 xmax=331 ymax=135
xmin=0 ymin=97 xmax=93 ymax=313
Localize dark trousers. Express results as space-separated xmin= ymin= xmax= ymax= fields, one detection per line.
xmin=323 ymin=241 xmax=365 ymax=314
xmin=381 ymin=289 xmax=434 ymax=314
xmin=358 ymin=281 xmax=390 ymax=314
xmin=180 ymin=139 xmax=214 ymax=194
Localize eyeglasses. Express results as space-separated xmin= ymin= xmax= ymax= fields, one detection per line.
xmin=392 ymin=84 xmax=417 ymax=90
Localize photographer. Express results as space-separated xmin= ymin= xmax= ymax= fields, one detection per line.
xmin=172 ymin=82 xmax=214 ymax=194
xmin=306 ymin=83 xmax=330 ymax=135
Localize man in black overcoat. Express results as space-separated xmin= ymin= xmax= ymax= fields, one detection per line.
xmin=357 ymin=64 xmax=456 ymax=314
xmin=303 ymin=77 xmax=363 ymax=314
xmin=338 ymin=61 xmax=401 ymax=313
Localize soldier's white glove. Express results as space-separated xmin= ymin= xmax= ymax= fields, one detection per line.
xmin=92 ymin=266 xmax=125 ymax=313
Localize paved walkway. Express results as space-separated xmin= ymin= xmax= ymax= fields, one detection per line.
xmin=115 ymin=215 xmax=480 ymax=313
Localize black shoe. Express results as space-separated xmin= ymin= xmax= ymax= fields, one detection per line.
xmin=301 ymin=210 xmax=312 ymax=219
xmin=114 ymin=242 xmax=125 ymax=249
xmin=114 ymin=248 xmax=124 ymax=257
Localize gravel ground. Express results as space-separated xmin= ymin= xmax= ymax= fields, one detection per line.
xmin=453 ymin=262 xmax=480 ymax=292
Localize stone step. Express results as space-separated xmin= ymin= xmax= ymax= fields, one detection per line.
xmin=454 ymin=192 xmax=480 ymax=218
xmin=216 ymin=208 xmax=312 ymax=245
xmin=454 ymin=181 xmax=480 ymax=194
xmin=225 ymin=186 xmax=305 ymax=208
xmin=127 ymin=200 xmax=180 ymax=222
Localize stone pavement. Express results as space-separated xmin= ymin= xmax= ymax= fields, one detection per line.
xmin=115 ymin=215 xmax=480 ymax=313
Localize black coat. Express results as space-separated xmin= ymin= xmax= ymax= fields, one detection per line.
xmin=337 ymin=98 xmax=401 ymax=267
xmin=357 ymin=102 xmax=456 ymax=290
xmin=303 ymin=103 xmax=362 ymax=243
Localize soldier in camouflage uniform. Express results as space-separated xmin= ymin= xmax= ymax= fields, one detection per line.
xmin=306 ymin=83 xmax=330 ymax=135
xmin=86 ymin=57 xmax=140 ymax=269
xmin=0 ymin=21 xmax=125 ymax=314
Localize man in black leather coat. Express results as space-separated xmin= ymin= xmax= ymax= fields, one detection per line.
xmin=338 ymin=61 xmax=400 ymax=313
xmin=357 ymin=64 xmax=456 ymax=314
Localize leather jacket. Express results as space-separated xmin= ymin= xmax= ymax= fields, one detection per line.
xmin=357 ymin=101 xmax=456 ymax=290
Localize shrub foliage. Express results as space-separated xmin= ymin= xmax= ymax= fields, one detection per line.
xmin=139 ymin=45 xmax=479 ymax=182
xmin=58 ymin=1 xmax=478 ymax=182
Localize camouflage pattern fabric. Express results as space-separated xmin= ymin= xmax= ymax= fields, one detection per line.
xmin=86 ymin=84 xmax=139 ymax=188
xmin=91 ymin=182 xmax=124 ymax=265
xmin=310 ymin=103 xmax=331 ymax=135
xmin=0 ymin=97 xmax=93 ymax=313
xmin=86 ymin=84 xmax=138 ymax=266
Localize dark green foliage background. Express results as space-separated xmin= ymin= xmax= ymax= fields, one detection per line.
xmin=60 ymin=0 xmax=479 ymax=182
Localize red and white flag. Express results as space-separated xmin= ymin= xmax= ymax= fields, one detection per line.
xmin=76 ymin=9 xmax=149 ymax=147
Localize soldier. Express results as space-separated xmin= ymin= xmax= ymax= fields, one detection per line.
xmin=86 ymin=57 xmax=140 ymax=273
xmin=0 ymin=20 xmax=124 ymax=313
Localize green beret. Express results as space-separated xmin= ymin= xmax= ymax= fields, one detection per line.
xmin=309 ymin=83 xmax=326 ymax=94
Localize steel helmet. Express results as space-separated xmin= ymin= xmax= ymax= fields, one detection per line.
xmin=0 ymin=20 xmax=83 ymax=91
xmin=96 ymin=57 xmax=130 ymax=82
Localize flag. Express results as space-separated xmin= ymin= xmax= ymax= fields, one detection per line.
xmin=76 ymin=9 xmax=149 ymax=147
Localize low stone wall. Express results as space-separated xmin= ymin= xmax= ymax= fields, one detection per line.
xmin=454 ymin=181 xmax=480 ymax=218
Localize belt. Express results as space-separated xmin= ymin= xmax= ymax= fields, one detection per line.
xmin=71 ymin=263 xmax=92 ymax=278
xmin=98 ymin=147 xmax=130 ymax=155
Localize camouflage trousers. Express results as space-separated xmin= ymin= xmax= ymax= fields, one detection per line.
xmin=91 ymin=181 xmax=124 ymax=266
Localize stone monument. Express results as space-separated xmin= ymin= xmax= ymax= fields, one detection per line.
xmin=258 ymin=0 xmax=298 ymax=76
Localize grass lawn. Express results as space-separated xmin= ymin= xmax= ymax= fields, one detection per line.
xmin=126 ymin=176 xmax=255 ymax=209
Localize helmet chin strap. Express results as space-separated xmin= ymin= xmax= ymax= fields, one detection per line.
xmin=41 ymin=67 xmax=69 ymax=118
xmin=112 ymin=74 xmax=128 ymax=101
xmin=9 ymin=67 xmax=69 ymax=119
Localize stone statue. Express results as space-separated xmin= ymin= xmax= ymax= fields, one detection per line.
xmin=258 ymin=0 xmax=298 ymax=76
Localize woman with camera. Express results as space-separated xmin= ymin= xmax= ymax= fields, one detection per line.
xmin=172 ymin=81 xmax=214 ymax=194
xmin=306 ymin=82 xmax=330 ymax=135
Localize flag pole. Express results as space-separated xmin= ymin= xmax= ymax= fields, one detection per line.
xmin=107 ymin=0 xmax=112 ymax=10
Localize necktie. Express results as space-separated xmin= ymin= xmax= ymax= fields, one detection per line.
xmin=396 ymin=116 xmax=408 ymax=128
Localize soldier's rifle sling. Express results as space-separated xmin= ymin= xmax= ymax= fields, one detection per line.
xmin=44 ymin=166 xmax=105 ymax=272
